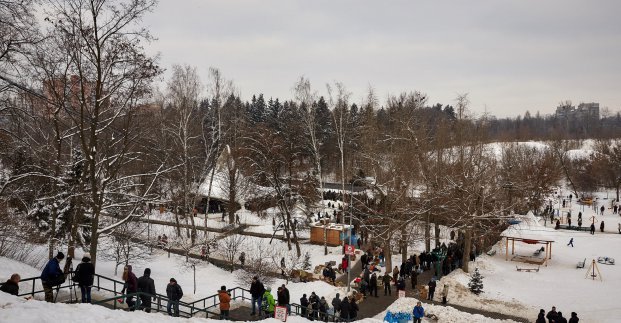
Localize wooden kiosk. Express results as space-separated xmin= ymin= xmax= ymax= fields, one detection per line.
xmin=310 ymin=223 xmax=350 ymax=247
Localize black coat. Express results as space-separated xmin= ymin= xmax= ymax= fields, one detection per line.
xmin=250 ymin=280 xmax=265 ymax=298
xmin=547 ymin=310 xmax=558 ymax=322
xmin=300 ymin=296 xmax=309 ymax=307
xmin=349 ymin=299 xmax=359 ymax=318
xmin=166 ymin=283 xmax=183 ymax=301
xmin=339 ymin=299 xmax=351 ymax=318
xmin=568 ymin=315 xmax=579 ymax=323
xmin=282 ymin=287 xmax=290 ymax=304
xmin=0 ymin=280 xmax=18 ymax=296
xmin=73 ymin=259 xmax=95 ymax=286
xmin=137 ymin=274 xmax=156 ymax=296
xmin=535 ymin=313 xmax=546 ymax=323
xmin=370 ymin=275 xmax=378 ymax=288
xmin=556 ymin=315 xmax=568 ymax=323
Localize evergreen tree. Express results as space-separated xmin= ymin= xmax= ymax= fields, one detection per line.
xmin=302 ymin=251 xmax=312 ymax=270
xmin=468 ymin=268 xmax=484 ymax=295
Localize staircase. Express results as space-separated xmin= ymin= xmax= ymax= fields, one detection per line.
xmin=1 ymin=273 xmax=342 ymax=321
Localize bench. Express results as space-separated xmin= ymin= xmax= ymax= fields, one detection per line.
xmin=486 ymin=249 xmax=496 ymax=256
xmin=576 ymin=258 xmax=586 ymax=269
xmin=533 ymin=249 xmax=543 ymax=256
xmin=516 ymin=266 xmax=540 ymax=273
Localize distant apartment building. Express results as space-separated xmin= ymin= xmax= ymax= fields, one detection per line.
xmin=555 ymin=102 xmax=600 ymax=120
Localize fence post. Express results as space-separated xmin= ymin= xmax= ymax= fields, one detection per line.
xmin=97 ymin=276 xmax=100 ymax=291
xmin=31 ymin=279 xmax=35 ymax=298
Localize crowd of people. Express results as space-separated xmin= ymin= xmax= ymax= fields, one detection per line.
xmin=537 ymin=306 xmax=580 ymax=323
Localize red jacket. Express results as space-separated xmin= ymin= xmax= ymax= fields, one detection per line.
xmin=342 ymin=258 xmax=349 ymax=271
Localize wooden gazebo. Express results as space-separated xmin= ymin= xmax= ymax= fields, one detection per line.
xmin=502 ymin=235 xmax=555 ymax=266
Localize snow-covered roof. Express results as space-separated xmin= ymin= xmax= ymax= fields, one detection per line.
xmin=500 ymin=212 xmax=556 ymax=242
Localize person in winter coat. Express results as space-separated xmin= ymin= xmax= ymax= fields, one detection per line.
xmin=536 ymin=309 xmax=546 ymax=323
xmin=0 ymin=274 xmax=20 ymax=296
xmin=262 ymin=287 xmax=276 ymax=318
xmin=348 ymin=296 xmax=359 ymax=320
xmin=166 ymin=278 xmax=183 ymax=317
xmin=339 ymin=296 xmax=351 ymax=321
xmin=441 ymin=284 xmax=449 ymax=304
xmin=392 ymin=266 xmax=399 ymax=284
xmin=600 ymin=221 xmax=605 ymax=232
xmin=41 ymin=252 xmax=65 ymax=302
xmin=73 ymin=254 xmax=95 ymax=303
xmin=137 ymin=268 xmax=156 ymax=312
xmin=331 ymin=293 xmax=341 ymax=317
xmin=121 ymin=265 xmax=138 ymax=310
xmin=250 ymin=276 xmax=265 ymax=316
xmin=341 ymin=256 xmax=349 ymax=272
xmin=412 ymin=301 xmax=424 ymax=323
xmin=590 ymin=223 xmax=596 ymax=235
xmin=300 ymin=294 xmax=309 ymax=318
xmin=396 ymin=277 xmax=406 ymax=291
xmin=546 ymin=306 xmax=558 ymax=323
xmin=568 ymin=312 xmax=579 ymax=323
xmin=308 ymin=291 xmax=320 ymax=320
xmin=370 ymin=273 xmax=378 ymax=297
xmin=280 ymin=284 xmax=291 ymax=313
xmin=218 ymin=285 xmax=231 ymax=320
xmin=556 ymin=312 xmax=568 ymax=323
xmin=411 ymin=266 xmax=419 ymax=289
xmin=319 ymin=296 xmax=329 ymax=321
xmin=427 ymin=278 xmax=437 ymax=301
xmin=382 ymin=272 xmax=392 ymax=296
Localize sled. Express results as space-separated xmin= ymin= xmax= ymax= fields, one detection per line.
xmin=597 ymin=257 xmax=615 ymax=265
xmin=576 ymin=258 xmax=586 ymax=269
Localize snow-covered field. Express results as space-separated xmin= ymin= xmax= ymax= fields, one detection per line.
xmin=438 ymin=189 xmax=621 ymax=323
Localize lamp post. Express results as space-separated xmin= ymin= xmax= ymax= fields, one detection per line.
xmin=347 ymin=178 xmax=365 ymax=293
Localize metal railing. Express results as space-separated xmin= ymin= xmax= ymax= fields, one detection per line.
xmin=92 ymin=291 xmax=220 ymax=318
xmin=1 ymin=275 xmax=348 ymax=321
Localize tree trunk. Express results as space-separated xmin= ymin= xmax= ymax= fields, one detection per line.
xmin=384 ymin=235 xmax=392 ymax=273
xmin=174 ymin=206 xmax=182 ymax=237
xmin=400 ymin=226 xmax=408 ymax=264
xmin=435 ymin=221 xmax=441 ymax=249
xmin=425 ymin=213 xmax=431 ymax=252
xmin=462 ymin=229 xmax=472 ymax=273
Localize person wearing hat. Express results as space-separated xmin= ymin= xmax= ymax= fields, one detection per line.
xmin=166 ymin=278 xmax=183 ymax=317
xmin=261 ymin=286 xmax=275 ymax=318
xmin=218 ymin=285 xmax=231 ymax=320
xmin=0 ymin=274 xmax=20 ymax=296
xmin=568 ymin=312 xmax=579 ymax=323
xmin=536 ymin=309 xmax=546 ymax=323
xmin=72 ymin=253 xmax=95 ymax=303
xmin=137 ymin=268 xmax=156 ymax=312
xmin=40 ymin=251 xmax=65 ymax=302
xmin=249 ymin=276 xmax=265 ymax=316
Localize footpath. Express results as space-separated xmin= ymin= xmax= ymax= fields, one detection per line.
xmin=339 ymin=253 xmax=529 ymax=323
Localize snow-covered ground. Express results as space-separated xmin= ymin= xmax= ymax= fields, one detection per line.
xmin=437 ymin=189 xmax=621 ymax=323
xmin=0 ymin=286 xmax=517 ymax=323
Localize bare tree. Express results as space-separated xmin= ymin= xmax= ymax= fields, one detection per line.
xmin=99 ymin=219 xmax=151 ymax=275
xmin=42 ymin=0 xmax=165 ymax=267
xmin=218 ymin=234 xmax=246 ymax=272
xmin=163 ymin=64 xmax=204 ymax=243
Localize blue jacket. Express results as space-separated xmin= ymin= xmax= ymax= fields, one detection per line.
xmin=413 ymin=305 xmax=424 ymax=318
xmin=41 ymin=258 xmax=63 ymax=284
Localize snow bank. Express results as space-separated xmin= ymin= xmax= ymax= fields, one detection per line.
xmin=377 ymin=297 xmax=518 ymax=322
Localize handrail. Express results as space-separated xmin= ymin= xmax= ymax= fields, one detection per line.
xmin=93 ymin=291 xmax=220 ymax=318
xmin=2 ymin=273 xmax=347 ymax=321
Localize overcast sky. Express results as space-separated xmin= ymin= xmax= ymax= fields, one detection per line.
xmin=142 ymin=0 xmax=621 ymax=118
